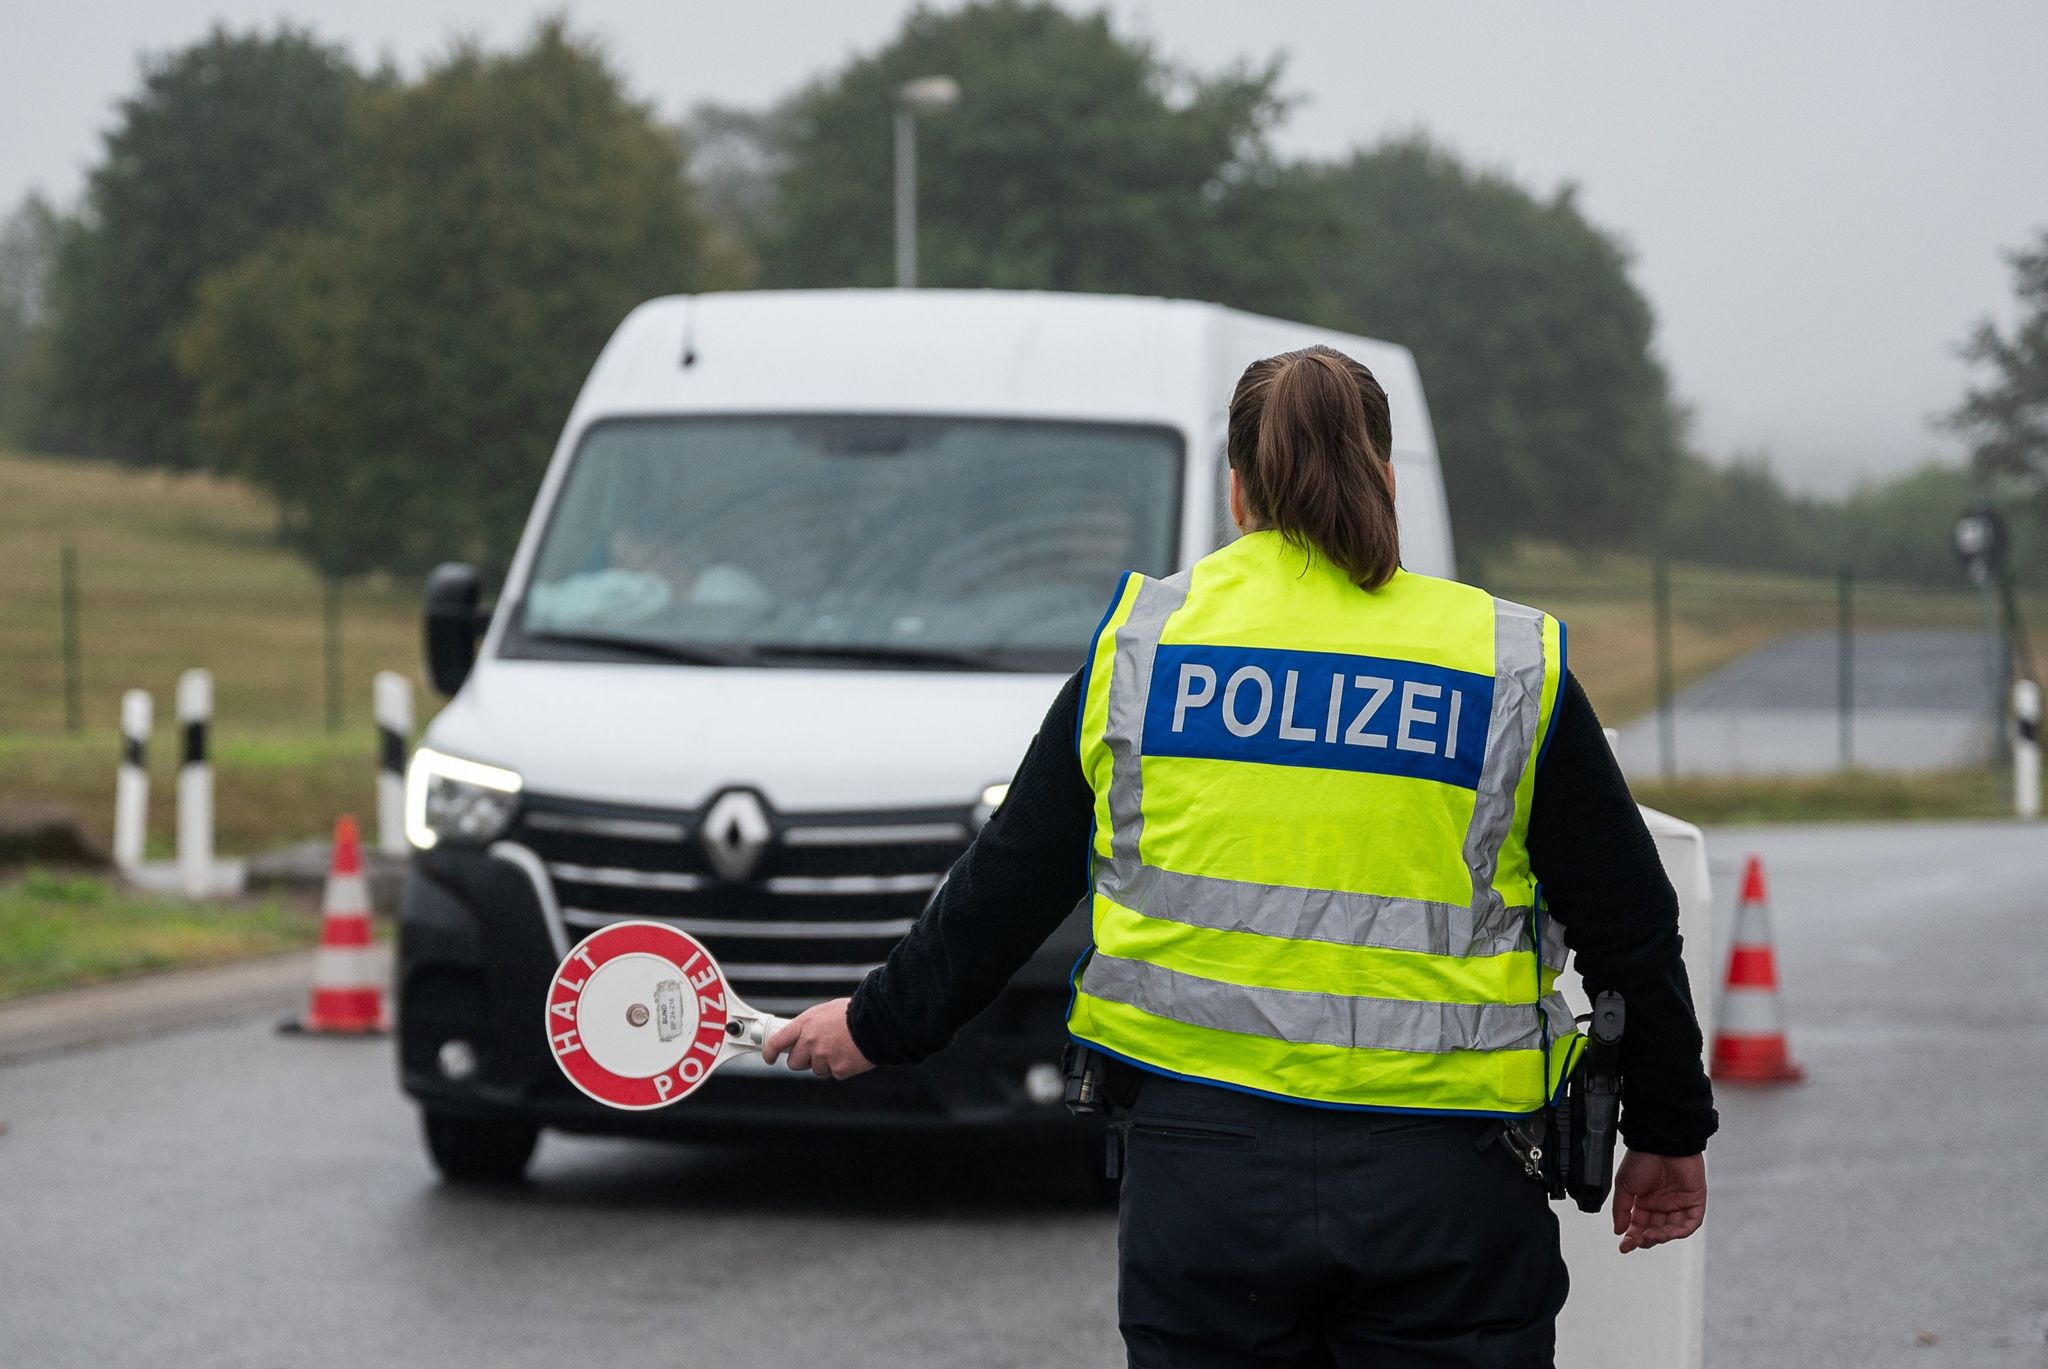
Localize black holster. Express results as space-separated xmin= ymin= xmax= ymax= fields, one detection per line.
xmin=1492 ymin=991 xmax=1625 ymax=1211
xmin=1556 ymin=991 xmax=1626 ymax=1212
xmin=1061 ymin=1041 xmax=1141 ymax=1178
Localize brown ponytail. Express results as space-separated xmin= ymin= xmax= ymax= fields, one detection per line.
xmin=1226 ymin=345 xmax=1400 ymax=589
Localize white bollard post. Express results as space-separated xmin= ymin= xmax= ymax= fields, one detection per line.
xmin=176 ymin=669 xmax=214 ymax=898
xmin=2014 ymin=679 xmax=2040 ymax=820
xmin=374 ymin=671 xmax=414 ymax=857
xmin=114 ymin=689 xmax=152 ymax=869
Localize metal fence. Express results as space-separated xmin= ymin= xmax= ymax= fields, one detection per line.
xmin=1485 ymin=556 xmax=2014 ymax=780
xmin=2 ymin=543 xmax=422 ymax=737
xmin=4 ymin=540 xmax=2020 ymax=781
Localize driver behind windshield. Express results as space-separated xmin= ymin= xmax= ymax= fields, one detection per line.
xmin=527 ymin=504 xmax=772 ymax=628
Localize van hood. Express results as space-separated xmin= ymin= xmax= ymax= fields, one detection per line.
xmin=421 ymin=659 xmax=1066 ymax=813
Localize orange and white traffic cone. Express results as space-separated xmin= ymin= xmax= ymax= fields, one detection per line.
xmin=1710 ymin=855 xmax=1803 ymax=1084
xmin=285 ymin=815 xmax=388 ymax=1034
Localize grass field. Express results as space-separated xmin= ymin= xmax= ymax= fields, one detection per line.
xmin=0 ymin=450 xmax=421 ymax=735
xmin=0 ymin=449 xmax=2016 ymax=852
xmin=1 ymin=450 xmax=423 ymax=854
xmin=1632 ymin=767 xmax=2010 ymax=825
xmin=0 ymin=868 xmax=318 ymax=1000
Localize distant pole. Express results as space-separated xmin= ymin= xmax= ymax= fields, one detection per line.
xmin=60 ymin=543 xmax=82 ymax=734
xmin=1981 ymin=580 xmax=2002 ymax=751
xmin=1837 ymin=565 xmax=1854 ymax=771
xmin=176 ymin=668 xmax=214 ymax=899
xmin=893 ymin=108 xmax=916 ymax=288
xmin=323 ymin=575 xmax=343 ymax=734
xmin=2013 ymin=679 xmax=2041 ymax=820
xmin=892 ymin=76 xmax=959 ymax=289
xmin=114 ymin=689 xmax=153 ymax=869
xmin=373 ymin=671 xmax=414 ymax=858
xmin=1653 ymin=550 xmax=1675 ymax=779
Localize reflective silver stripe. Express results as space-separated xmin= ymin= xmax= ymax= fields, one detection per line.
xmin=1103 ymin=572 xmax=1191 ymax=865
xmin=1079 ymin=952 xmax=1546 ymax=1055
xmin=1462 ymin=599 xmax=1547 ymax=918
xmin=1539 ymin=991 xmax=1576 ymax=1040
xmin=1096 ymin=856 xmax=1536 ymax=960
xmin=1538 ymin=916 xmax=1569 ymax=971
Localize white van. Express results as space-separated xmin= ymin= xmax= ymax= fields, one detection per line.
xmin=397 ymin=288 xmax=1705 ymax=1367
xmin=396 ymin=289 xmax=1459 ymax=1180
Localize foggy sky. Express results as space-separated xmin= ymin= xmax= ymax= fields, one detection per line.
xmin=6 ymin=0 xmax=2045 ymax=492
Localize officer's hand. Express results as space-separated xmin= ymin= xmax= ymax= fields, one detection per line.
xmin=1612 ymin=1151 xmax=1707 ymax=1253
xmin=762 ymin=998 xmax=874 ymax=1080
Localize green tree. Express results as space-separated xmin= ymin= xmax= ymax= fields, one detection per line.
xmin=1659 ymin=452 xmax=1832 ymax=576
xmin=0 ymin=192 xmax=64 ymax=447
xmin=1296 ymin=139 xmax=1682 ymax=565
xmin=1949 ymin=232 xmax=2048 ymax=516
xmin=42 ymin=27 xmax=362 ymax=467
xmin=1836 ymin=463 xmax=1978 ymax=586
xmin=179 ymin=22 xmax=725 ymax=577
xmin=1659 ymin=453 xmax=1995 ymax=588
xmin=683 ymin=102 xmax=791 ymax=285
xmin=757 ymin=1 xmax=1303 ymax=306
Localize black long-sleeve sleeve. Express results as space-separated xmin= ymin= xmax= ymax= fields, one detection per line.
xmin=848 ymin=669 xmax=1718 ymax=1156
xmin=847 ymin=671 xmax=1096 ymax=1068
xmin=1526 ymin=679 xmax=1719 ymax=1155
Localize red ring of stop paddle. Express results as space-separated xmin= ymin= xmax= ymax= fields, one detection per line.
xmin=544 ymin=921 xmax=734 ymax=1110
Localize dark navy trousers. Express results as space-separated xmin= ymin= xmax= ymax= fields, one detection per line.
xmin=1116 ymin=1071 xmax=1568 ymax=1369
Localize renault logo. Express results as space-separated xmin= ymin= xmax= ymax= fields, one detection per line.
xmin=699 ymin=790 xmax=772 ymax=881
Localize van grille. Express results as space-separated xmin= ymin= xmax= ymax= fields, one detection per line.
xmin=507 ymin=793 xmax=972 ymax=1014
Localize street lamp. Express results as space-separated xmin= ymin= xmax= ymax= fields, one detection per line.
xmin=1955 ymin=505 xmax=2013 ymax=748
xmin=895 ymin=75 xmax=960 ymax=288
xmin=1952 ymin=506 xmax=2005 ymax=587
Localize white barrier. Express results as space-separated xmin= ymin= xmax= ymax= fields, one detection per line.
xmin=1552 ymin=804 xmax=1711 ymax=1369
xmin=114 ymin=689 xmax=152 ymax=869
xmin=175 ymin=669 xmax=214 ymax=898
xmin=374 ymin=671 xmax=414 ymax=857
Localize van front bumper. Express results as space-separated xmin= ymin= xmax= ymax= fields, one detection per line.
xmin=396 ymin=847 xmax=1091 ymax=1141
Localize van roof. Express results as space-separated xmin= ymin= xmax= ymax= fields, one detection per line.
xmin=571 ymin=289 xmax=1436 ymax=459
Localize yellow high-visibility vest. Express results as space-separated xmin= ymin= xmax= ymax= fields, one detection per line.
xmin=1068 ymin=530 xmax=1581 ymax=1114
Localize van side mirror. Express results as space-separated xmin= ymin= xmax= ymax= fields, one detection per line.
xmin=424 ymin=562 xmax=489 ymax=696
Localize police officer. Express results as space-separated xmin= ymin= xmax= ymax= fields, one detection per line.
xmin=766 ymin=345 xmax=1715 ymax=1368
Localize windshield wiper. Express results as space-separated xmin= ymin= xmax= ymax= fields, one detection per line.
xmin=748 ymin=642 xmax=1006 ymax=671
xmin=521 ymin=631 xmax=753 ymax=667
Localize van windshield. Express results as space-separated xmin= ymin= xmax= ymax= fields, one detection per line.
xmin=505 ymin=415 xmax=1182 ymax=672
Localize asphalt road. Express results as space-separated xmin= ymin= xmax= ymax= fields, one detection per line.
xmin=3 ymin=821 xmax=2045 ymax=1368
xmin=1610 ymin=629 xmax=1998 ymax=777
xmin=0 ymin=1017 xmax=1120 ymax=1367
xmin=1703 ymin=821 xmax=2048 ymax=1367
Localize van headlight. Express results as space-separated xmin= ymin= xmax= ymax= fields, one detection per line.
xmin=405 ymin=747 xmax=523 ymax=850
xmin=972 ymin=781 xmax=1010 ymax=829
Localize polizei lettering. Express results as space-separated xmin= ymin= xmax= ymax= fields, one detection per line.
xmin=1144 ymin=644 xmax=1494 ymax=788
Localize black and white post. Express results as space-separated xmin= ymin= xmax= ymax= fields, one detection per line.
xmin=176 ymin=668 xmax=214 ymax=898
xmin=374 ymin=670 xmax=413 ymax=857
xmin=2014 ymin=678 xmax=2040 ymax=821
xmin=114 ymin=688 xmax=152 ymax=869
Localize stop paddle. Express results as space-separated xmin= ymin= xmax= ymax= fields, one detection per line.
xmin=544 ymin=920 xmax=795 ymax=1110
